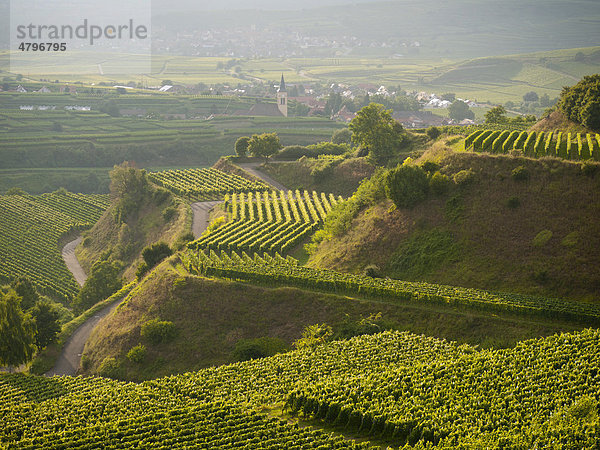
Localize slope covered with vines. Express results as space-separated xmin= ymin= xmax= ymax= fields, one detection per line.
xmin=465 ymin=129 xmax=600 ymax=160
xmin=0 ymin=192 xmax=109 ymax=301
xmin=148 ymin=167 xmax=270 ymax=200
xmin=189 ymin=190 xmax=342 ymax=254
xmin=2 ymin=329 xmax=599 ymax=448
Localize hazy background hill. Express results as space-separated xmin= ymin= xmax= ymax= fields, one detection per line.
xmin=152 ymin=0 xmax=600 ymax=58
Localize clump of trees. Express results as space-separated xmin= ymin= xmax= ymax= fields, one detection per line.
xmin=448 ymin=100 xmax=475 ymax=122
xmin=73 ymin=260 xmax=123 ymax=313
xmin=484 ymin=106 xmax=536 ymax=125
xmin=0 ymin=277 xmax=65 ymax=370
xmin=110 ymin=162 xmax=154 ymax=223
xmin=136 ymin=242 xmax=173 ymax=280
xmin=558 ymin=74 xmax=600 ymax=131
xmin=349 ymin=103 xmax=408 ymax=165
xmin=248 ymin=132 xmax=282 ymax=162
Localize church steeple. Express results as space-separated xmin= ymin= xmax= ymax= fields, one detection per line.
xmin=276 ymin=74 xmax=288 ymax=117
xmin=278 ymin=74 xmax=287 ymax=93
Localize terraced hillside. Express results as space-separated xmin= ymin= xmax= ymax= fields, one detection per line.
xmin=465 ymin=129 xmax=600 ymax=160
xmin=0 ymin=192 xmax=109 ymax=302
xmin=190 ymin=190 xmax=343 ymax=254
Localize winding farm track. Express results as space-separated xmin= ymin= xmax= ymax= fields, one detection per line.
xmin=62 ymin=237 xmax=87 ymax=287
xmin=238 ymin=162 xmax=289 ymax=191
xmin=48 ymin=163 xmax=286 ymax=376
xmin=45 ymin=299 xmax=125 ymax=377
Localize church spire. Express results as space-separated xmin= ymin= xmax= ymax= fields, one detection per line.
xmin=278 ymin=74 xmax=286 ymax=93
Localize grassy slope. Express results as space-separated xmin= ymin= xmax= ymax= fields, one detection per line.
xmin=309 ymin=149 xmax=600 ymax=301
xmin=81 ymin=260 xmax=577 ymax=381
xmin=529 ymin=110 xmax=594 ymax=134
xmin=75 ymin=191 xmax=191 ymax=280
xmin=260 ymin=157 xmax=375 ymax=197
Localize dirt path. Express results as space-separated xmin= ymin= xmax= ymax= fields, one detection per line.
xmin=191 ymin=201 xmax=223 ymax=239
xmin=62 ymin=237 xmax=87 ymax=287
xmin=238 ymin=163 xmax=289 ymax=191
xmin=45 ymin=298 xmax=126 ymax=377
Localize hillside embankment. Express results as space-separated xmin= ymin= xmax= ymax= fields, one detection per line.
xmin=309 ymin=149 xmax=600 ymax=301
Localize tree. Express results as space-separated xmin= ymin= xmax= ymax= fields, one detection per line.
xmin=30 ymin=300 xmax=60 ymax=349
xmin=325 ymin=92 xmax=343 ymax=115
xmin=110 ymin=163 xmax=151 ymax=223
xmin=248 ymin=132 xmax=282 ymax=163
xmin=559 ymin=74 xmax=600 ymax=131
xmin=10 ymin=276 xmax=40 ymax=311
xmin=384 ymin=164 xmax=429 ymax=209
xmin=331 ymin=128 xmax=352 ymax=145
xmin=349 ymin=103 xmax=407 ymax=165
xmin=0 ymin=290 xmax=36 ymax=370
xmin=100 ymin=100 xmax=120 ymax=117
xmin=448 ymin=100 xmax=475 ymax=122
xmin=235 ymin=136 xmax=250 ymax=157
xmin=73 ymin=260 xmax=123 ymax=313
xmin=137 ymin=242 xmax=172 ymax=279
xmin=484 ymin=105 xmax=507 ymax=124
xmin=523 ymin=91 xmax=539 ymax=102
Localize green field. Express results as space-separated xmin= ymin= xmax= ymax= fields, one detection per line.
xmin=0 ymin=107 xmax=343 ymax=172
xmin=2 ymin=46 xmax=599 ymax=104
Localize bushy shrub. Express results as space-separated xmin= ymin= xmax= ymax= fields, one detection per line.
xmin=506 ymin=196 xmax=520 ymax=208
xmin=140 ymin=319 xmax=176 ymax=345
xmin=421 ymin=161 xmax=440 ymax=174
xmin=429 ymin=171 xmax=450 ymax=195
xmin=127 ymin=344 xmax=147 ymax=363
xmin=137 ymin=242 xmax=173 ymax=279
xmin=363 ymin=264 xmax=382 ymax=278
xmin=532 ymin=229 xmax=553 ymax=247
xmin=385 ymin=164 xmax=429 ymax=208
xmin=293 ymin=324 xmax=333 ymax=351
xmin=232 ymin=337 xmax=287 ymax=362
xmin=162 ymin=206 xmax=177 ymax=222
xmin=426 ymin=126 xmax=441 ymax=140
xmin=275 ymin=145 xmax=310 ymax=160
xmin=561 ymin=231 xmax=580 ymax=247
xmin=511 ymin=165 xmax=530 ymax=181
xmin=389 ymin=228 xmax=457 ymax=278
xmin=98 ymin=357 xmax=123 ymax=379
xmin=453 ymin=169 xmax=476 ymax=185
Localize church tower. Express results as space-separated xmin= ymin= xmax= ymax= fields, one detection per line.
xmin=277 ymin=74 xmax=288 ymax=117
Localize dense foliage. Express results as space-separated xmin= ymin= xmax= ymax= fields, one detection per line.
xmin=189 ymin=190 xmax=342 ymax=254
xmin=0 ymin=192 xmax=109 ymax=302
xmin=558 ymin=74 xmax=600 ymax=131
xmin=349 ymin=103 xmax=407 ymax=165
xmin=0 ymin=290 xmax=36 ymax=369
xmin=72 ymin=260 xmax=123 ymax=313
xmin=384 ymin=164 xmax=429 ymax=209
xmin=148 ymin=168 xmax=269 ymax=201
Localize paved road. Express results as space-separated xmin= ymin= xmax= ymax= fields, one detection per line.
xmin=62 ymin=237 xmax=87 ymax=287
xmin=238 ymin=163 xmax=289 ymax=191
xmin=45 ymin=298 xmax=126 ymax=377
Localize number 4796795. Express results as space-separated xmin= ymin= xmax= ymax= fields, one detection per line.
xmin=18 ymin=43 xmax=67 ymax=51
